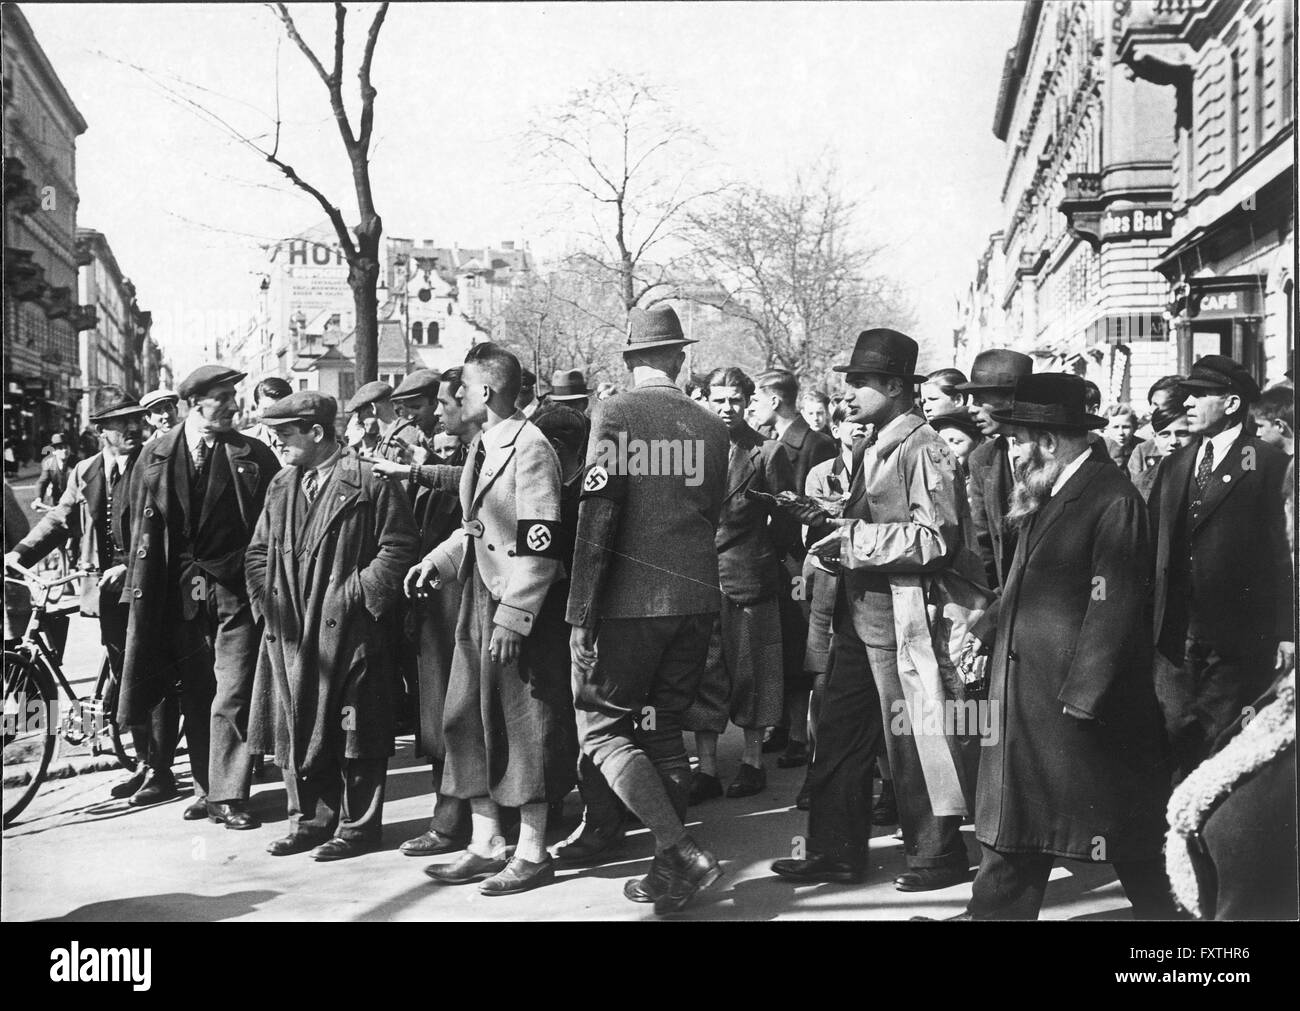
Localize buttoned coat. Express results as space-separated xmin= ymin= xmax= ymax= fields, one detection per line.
xmin=967 ymin=434 xmax=1014 ymax=590
xmin=975 ymin=456 xmax=1170 ymax=860
xmin=774 ymin=415 xmax=837 ymax=506
xmin=245 ymin=450 xmax=419 ymax=774
xmin=428 ymin=414 xmax=563 ymax=637
xmin=117 ymin=426 xmax=279 ymax=724
xmin=717 ymin=422 xmax=798 ymax=605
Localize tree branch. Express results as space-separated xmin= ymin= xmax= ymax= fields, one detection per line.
xmin=357 ymin=2 xmax=389 ymax=149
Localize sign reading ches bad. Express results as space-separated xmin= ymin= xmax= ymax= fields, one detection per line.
xmin=1100 ymin=207 xmax=1173 ymax=241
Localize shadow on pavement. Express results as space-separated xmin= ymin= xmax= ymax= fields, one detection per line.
xmin=39 ymin=890 xmax=280 ymax=922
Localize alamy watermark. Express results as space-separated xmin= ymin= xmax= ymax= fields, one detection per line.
xmin=590 ymin=434 xmax=707 ymax=487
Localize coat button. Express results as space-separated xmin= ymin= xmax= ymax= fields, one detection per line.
xmin=326 ymin=619 xmax=337 ymax=628
xmin=266 ymin=634 xmax=276 ymax=643
xmin=271 ymin=588 xmax=278 ymax=596
xmin=144 ymin=507 xmax=154 ymax=517
xmin=507 ymin=549 xmax=516 ymax=557
xmin=136 ymin=548 xmax=147 ymax=558
xmin=132 ymin=588 xmax=142 ymax=598
xmin=487 ymin=543 xmax=495 ymax=551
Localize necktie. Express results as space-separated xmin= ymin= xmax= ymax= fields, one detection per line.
xmin=1195 ymin=438 xmax=1214 ymax=496
xmin=303 ymin=468 xmax=318 ymax=504
xmin=195 ymin=438 xmax=210 ymax=475
xmin=472 ymin=440 xmax=486 ymax=487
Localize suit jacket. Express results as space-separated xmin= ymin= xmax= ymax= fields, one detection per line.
xmin=566 ymin=375 xmax=729 ymax=625
xmin=429 ymin=413 xmax=563 ymax=637
xmin=1148 ymin=429 xmax=1292 ymax=657
xmin=14 ymin=449 xmax=138 ymax=615
xmin=967 ymin=434 xmax=1014 ymax=590
xmin=774 ymin=415 xmax=837 ymax=506
xmin=716 ymin=422 xmax=797 ymax=605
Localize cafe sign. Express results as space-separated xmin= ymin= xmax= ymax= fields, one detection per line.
xmin=1100 ymin=207 xmax=1173 ymax=241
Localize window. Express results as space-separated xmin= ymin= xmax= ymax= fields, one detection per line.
xmin=1228 ymin=46 xmax=1241 ymax=171
xmin=411 ymin=321 xmax=423 ymax=345
xmin=427 ymin=321 xmax=439 ymax=346
xmin=299 ymin=379 xmax=308 ymax=391
xmin=1284 ymin=6 xmax=1295 ymax=124
xmin=1253 ymin=20 xmax=1266 ymax=152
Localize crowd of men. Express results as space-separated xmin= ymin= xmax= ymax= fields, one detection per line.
xmin=5 ymin=306 xmax=1295 ymax=919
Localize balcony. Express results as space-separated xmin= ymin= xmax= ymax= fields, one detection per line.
xmin=1060 ymin=173 xmax=1104 ymax=248
xmin=1116 ymin=0 xmax=1216 ymax=85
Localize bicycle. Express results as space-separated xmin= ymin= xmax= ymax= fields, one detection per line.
xmin=3 ymin=561 xmax=137 ymax=827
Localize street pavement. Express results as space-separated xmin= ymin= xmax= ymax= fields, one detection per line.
xmin=2 ymin=613 xmax=1138 ymax=922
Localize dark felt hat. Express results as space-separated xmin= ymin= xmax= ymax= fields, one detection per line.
xmin=990 ymin=373 xmax=1107 ymax=431
xmin=261 ymin=390 xmax=338 ymax=429
xmin=391 ymin=369 xmax=442 ymax=401
xmin=1177 ymin=355 xmax=1262 ymax=403
xmin=831 ymin=328 xmax=926 ymax=384
xmin=623 ymin=305 xmax=697 ymax=354
xmin=343 ymin=380 xmax=394 ymax=414
xmin=928 ymin=408 xmax=984 ymax=441
xmin=549 ymin=368 xmax=589 ymax=401
xmin=90 ymin=394 xmax=147 ymax=423
xmin=178 ymin=365 xmax=247 ymax=401
xmin=955 ymin=349 xmax=1033 ymax=392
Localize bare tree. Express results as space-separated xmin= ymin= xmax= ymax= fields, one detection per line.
xmin=687 ymin=163 xmax=914 ymax=386
xmin=268 ymin=2 xmax=388 ymax=383
xmin=526 ymin=72 xmax=721 ymax=313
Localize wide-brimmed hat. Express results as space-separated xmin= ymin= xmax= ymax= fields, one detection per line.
xmin=622 ymin=305 xmax=697 ymax=354
xmin=831 ymin=328 xmax=926 ymax=384
xmin=928 ymin=408 xmax=984 ymax=441
xmin=955 ymin=349 xmax=1033 ymax=392
xmin=90 ymin=394 xmax=147 ymax=423
xmin=178 ymin=366 xmax=246 ymax=401
xmin=549 ymin=368 xmax=589 ymax=401
xmin=989 ymin=373 xmax=1107 ymax=431
xmin=1177 ymin=355 xmax=1262 ymax=403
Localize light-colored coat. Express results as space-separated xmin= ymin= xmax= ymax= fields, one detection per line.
xmin=429 ymin=413 xmax=563 ymax=637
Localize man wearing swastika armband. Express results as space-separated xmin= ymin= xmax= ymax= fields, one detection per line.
xmin=407 ymin=343 xmax=574 ymax=896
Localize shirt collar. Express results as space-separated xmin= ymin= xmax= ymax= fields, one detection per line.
xmin=1050 ymin=447 xmax=1091 ymax=497
xmin=310 ymin=445 xmax=342 ymax=484
xmin=1197 ymin=423 xmax=1242 ymax=470
xmin=184 ymin=411 xmax=216 ymax=454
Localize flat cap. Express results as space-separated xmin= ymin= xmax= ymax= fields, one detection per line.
xmin=391 ymin=369 xmax=442 ymax=401
xmin=177 ymin=366 xmax=246 ymax=401
xmin=344 ymin=380 xmax=394 ymax=413
xmin=1178 ymin=354 xmax=1261 ymax=402
xmin=260 ymin=390 xmax=338 ymax=429
xmin=140 ymin=388 xmax=179 ymax=411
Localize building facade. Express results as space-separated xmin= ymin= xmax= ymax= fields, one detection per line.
xmin=1119 ymin=0 xmax=1295 ymax=387
xmin=2 ymin=3 xmax=94 ymax=459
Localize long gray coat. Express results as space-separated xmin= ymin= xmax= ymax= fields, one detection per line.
xmin=975 ymin=455 xmax=1170 ymax=861
xmin=245 ymin=450 xmax=418 ymax=775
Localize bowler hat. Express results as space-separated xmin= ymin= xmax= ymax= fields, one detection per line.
xmin=178 ymin=365 xmax=247 ymax=401
xmin=344 ymin=380 xmax=394 ymax=414
xmin=1177 ymin=355 xmax=1262 ymax=403
xmin=623 ymin=305 xmax=697 ymax=354
xmin=549 ymin=368 xmax=589 ymax=401
xmin=990 ymin=373 xmax=1107 ymax=431
xmin=261 ymin=391 xmax=338 ymax=430
xmin=140 ymin=388 xmax=178 ymax=411
xmin=391 ymin=369 xmax=442 ymax=402
xmin=831 ymin=328 xmax=926 ymax=384
xmin=955 ymin=349 xmax=1033 ymax=392
xmin=928 ymin=408 xmax=984 ymax=442
xmin=90 ymin=394 xmax=147 ymax=423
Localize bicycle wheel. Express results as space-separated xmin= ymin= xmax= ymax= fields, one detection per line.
xmin=92 ymin=652 xmax=138 ymax=772
xmin=3 ymin=650 xmax=60 ymax=827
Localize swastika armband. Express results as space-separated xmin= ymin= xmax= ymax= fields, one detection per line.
xmin=516 ymin=519 xmax=562 ymax=558
xmin=578 ymin=463 xmax=627 ymax=502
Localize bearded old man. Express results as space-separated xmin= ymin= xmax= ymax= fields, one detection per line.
xmin=959 ymin=373 xmax=1175 ymax=920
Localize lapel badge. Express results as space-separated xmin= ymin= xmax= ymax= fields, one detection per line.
xmin=1222 ymin=474 xmax=1231 ymax=482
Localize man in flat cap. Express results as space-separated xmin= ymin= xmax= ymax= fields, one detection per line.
xmin=567 ymin=305 xmax=730 ymax=914
xmin=773 ymin=328 xmax=985 ymax=892
xmin=346 ymin=380 xmax=419 ymax=464
xmin=1147 ymin=354 xmax=1294 ymax=782
xmin=957 ymin=373 xmax=1174 ymax=919
xmin=118 ymin=364 xmax=280 ymax=828
xmin=958 ymin=350 xmax=1034 ymax=591
xmin=246 ymin=391 xmax=418 ymax=859
xmin=5 ymin=396 xmax=170 ymax=803
xmin=140 ymin=388 xmax=179 ymax=444
xmin=548 ymin=368 xmax=590 ymax=415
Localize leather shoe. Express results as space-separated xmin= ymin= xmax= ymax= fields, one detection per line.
xmin=424 ymin=848 xmax=512 ymax=884
xmin=761 ymin=727 xmax=789 ymax=753
xmin=127 ymin=769 xmax=178 ymax=807
xmin=725 ymin=763 xmax=766 ymax=798
xmin=312 ymin=835 xmax=378 ymax=861
xmin=872 ymin=781 xmax=898 ymax=825
xmin=553 ymin=821 xmax=626 ymax=865
xmin=688 ymin=771 xmax=722 ymax=805
xmin=399 ymin=829 xmax=467 ymax=857
xmin=110 ymin=766 xmax=148 ymax=800
xmin=480 ymin=855 xmax=555 ymax=895
xmin=623 ymin=853 xmax=671 ymax=903
xmin=893 ymin=865 xmax=973 ymax=892
xmin=182 ymin=796 xmax=208 ymax=820
xmin=267 ymin=830 xmax=327 ymax=856
xmin=207 ymin=801 xmax=260 ymax=831
xmin=654 ymin=835 xmax=723 ymax=914
xmin=776 ymin=740 xmax=808 ymax=768
xmin=771 ymin=855 xmax=865 ymax=884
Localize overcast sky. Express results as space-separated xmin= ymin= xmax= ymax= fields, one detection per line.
xmin=23 ymin=0 xmax=1024 ymax=374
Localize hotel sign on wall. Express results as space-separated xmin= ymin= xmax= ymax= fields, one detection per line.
xmin=1100 ymin=207 xmax=1173 ymax=241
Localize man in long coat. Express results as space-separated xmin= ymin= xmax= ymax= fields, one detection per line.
xmin=246 ymin=391 xmax=418 ymax=860
xmin=118 ymin=365 xmax=280 ymax=828
xmin=961 ymin=373 xmax=1174 ymax=919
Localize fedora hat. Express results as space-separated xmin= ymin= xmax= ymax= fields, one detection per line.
xmin=90 ymin=394 xmax=147 ymax=423
xmin=990 ymin=373 xmax=1107 ymax=431
xmin=623 ymin=305 xmax=697 ymax=354
xmin=549 ymin=368 xmax=589 ymax=401
xmin=955 ymin=349 xmax=1033 ymax=392
xmin=831 ymin=328 xmax=926 ymax=384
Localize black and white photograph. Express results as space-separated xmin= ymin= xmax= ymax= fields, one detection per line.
xmin=1 ymin=0 xmax=1295 ymax=961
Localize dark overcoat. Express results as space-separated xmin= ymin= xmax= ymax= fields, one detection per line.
xmin=717 ymin=422 xmax=798 ymax=605
xmin=245 ymin=450 xmax=418 ymax=775
xmin=967 ymin=434 xmax=1014 ymax=590
xmin=773 ymin=415 xmax=837 ymax=508
xmin=975 ymin=455 xmax=1170 ymax=861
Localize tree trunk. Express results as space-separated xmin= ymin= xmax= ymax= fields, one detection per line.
xmin=351 ymin=208 xmax=382 ymax=384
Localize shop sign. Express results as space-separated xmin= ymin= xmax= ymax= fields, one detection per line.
xmin=1100 ymin=207 xmax=1173 ymax=241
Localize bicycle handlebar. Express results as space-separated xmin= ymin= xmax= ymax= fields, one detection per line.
xmin=4 ymin=563 xmax=96 ymax=591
